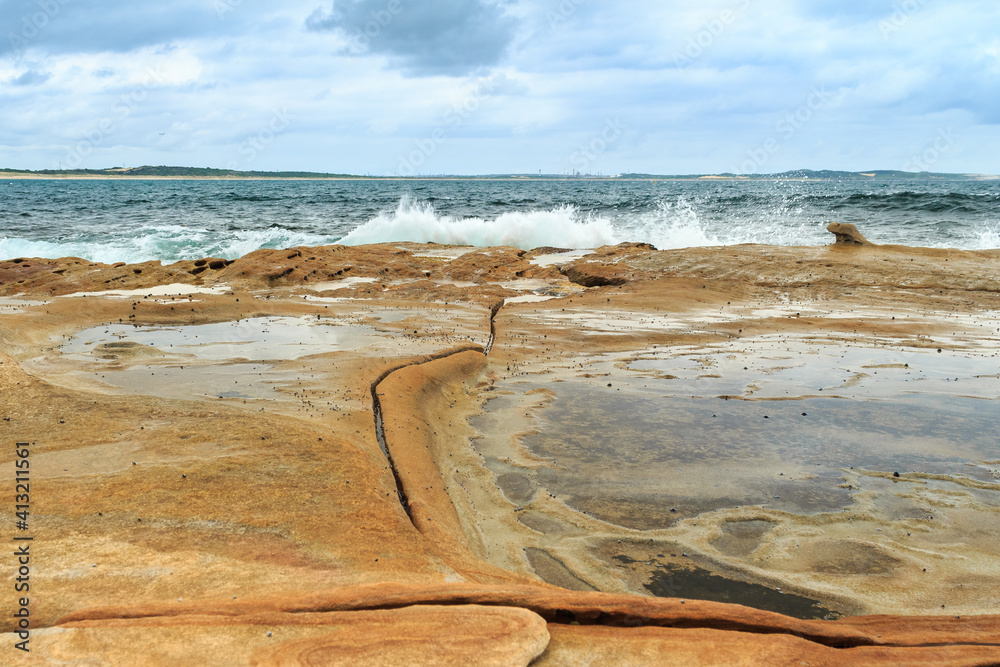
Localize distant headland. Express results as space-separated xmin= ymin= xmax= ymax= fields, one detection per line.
xmin=1 ymin=166 xmax=997 ymax=181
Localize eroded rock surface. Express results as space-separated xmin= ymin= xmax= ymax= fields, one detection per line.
xmin=827 ymin=222 xmax=872 ymax=245
xmin=3 ymin=240 xmax=1000 ymax=664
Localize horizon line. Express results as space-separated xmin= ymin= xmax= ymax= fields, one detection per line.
xmin=2 ymin=166 xmax=998 ymax=180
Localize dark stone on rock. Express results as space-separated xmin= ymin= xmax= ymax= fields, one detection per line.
xmin=561 ymin=265 xmax=628 ymax=287
xmin=530 ymin=247 xmax=573 ymax=255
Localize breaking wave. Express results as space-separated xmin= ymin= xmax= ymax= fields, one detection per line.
xmin=0 ymin=226 xmax=332 ymax=265
xmin=2 ymin=179 xmax=996 ymax=264
xmin=339 ymin=196 xmax=617 ymax=248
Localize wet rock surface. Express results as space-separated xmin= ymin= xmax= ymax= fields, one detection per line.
xmin=3 ymin=240 xmax=1000 ymax=663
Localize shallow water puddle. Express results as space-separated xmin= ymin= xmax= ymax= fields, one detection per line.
xmin=59 ymin=283 xmax=233 ymax=299
xmin=497 ymin=341 xmax=1000 ymax=527
xmin=626 ymin=338 xmax=1000 ymax=400
xmin=613 ymin=554 xmax=839 ymax=620
xmin=513 ymin=385 xmax=999 ymax=527
xmin=471 ymin=337 xmax=1000 ymax=613
xmin=524 ymin=310 xmax=690 ymax=334
xmin=505 ymin=294 xmax=558 ymax=305
xmin=61 ymin=316 xmax=388 ymax=362
xmin=529 ymin=250 xmax=592 ymax=267
xmin=78 ymin=363 xmax=286 ymax=402
xmin=300 ymin=277 xmax=379 ymax=291
xmin=0 ymin=297 xmax=50 ymax=312
xmin=366 ymin=309 xmax=425 ymax=323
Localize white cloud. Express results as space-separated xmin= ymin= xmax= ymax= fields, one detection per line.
xmin=1 ymin=0 xmax=998 ymax=173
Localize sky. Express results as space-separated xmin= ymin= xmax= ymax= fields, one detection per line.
xmin=1 ymin=0 xmax=998 ymax=176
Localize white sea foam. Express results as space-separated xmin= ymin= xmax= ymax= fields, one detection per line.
xmin=0 ymin=226 xmax=334 ymax=265
xmin=971 ymin=222 xmax=1000 ymax=250
xmin=0 ymin=237 xmax=128 ymax=264
xmin=339 ymin=196 xmax=617 ymax=249
xmin=205 ymin=228 xmax=333 ymax=260
xmin=614 ymin=198 xmax=721 ymax=249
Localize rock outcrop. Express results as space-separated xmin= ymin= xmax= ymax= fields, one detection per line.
xmin=827 ymin=222 xmax=872 ymax=245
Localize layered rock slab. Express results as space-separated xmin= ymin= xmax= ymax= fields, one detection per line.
xmin=7 ymin=605 xmax=549 ymax=666
xmin=20 ymin=583 xmax=1000 ymax=666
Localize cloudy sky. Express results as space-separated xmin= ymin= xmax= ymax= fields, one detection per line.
xmin=1 ymin=0 xmax=997 ymax=175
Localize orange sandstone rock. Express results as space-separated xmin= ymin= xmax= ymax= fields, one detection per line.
xmin=827 ymin=222 xmax=872 ymax=245
xmin=5 ymin=240 xmax=1000 ymax=664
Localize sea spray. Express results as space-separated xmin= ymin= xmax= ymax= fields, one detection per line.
xmin=615 ymin=198 xmax=720 ymax=249
xmin=973 ymin=222 xmax=1000 ymax=250
xmin=339 ymin=196 xmax=618 ymax=249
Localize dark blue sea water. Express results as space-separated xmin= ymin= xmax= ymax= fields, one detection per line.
xmin=1 ymin=178 xmax=998 ymax=263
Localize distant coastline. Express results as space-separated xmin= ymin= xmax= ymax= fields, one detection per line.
xmin=1 ymin=166 xmax=997 ymax=181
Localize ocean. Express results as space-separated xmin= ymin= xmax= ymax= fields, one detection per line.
xmin=1 ymin=178 xmax=998 ymax=264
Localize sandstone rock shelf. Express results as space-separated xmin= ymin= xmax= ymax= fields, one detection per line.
xmin=3 ymin=239 xmax=1000 ymax=664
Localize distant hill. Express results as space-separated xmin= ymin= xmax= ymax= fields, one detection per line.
xmin=0 ymin=165 xmax=357 ymax=179
xmin=2 ymin=166 xmax=995 ymax=180
xmin=620 ymin=170 xmax=994 ymax=181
